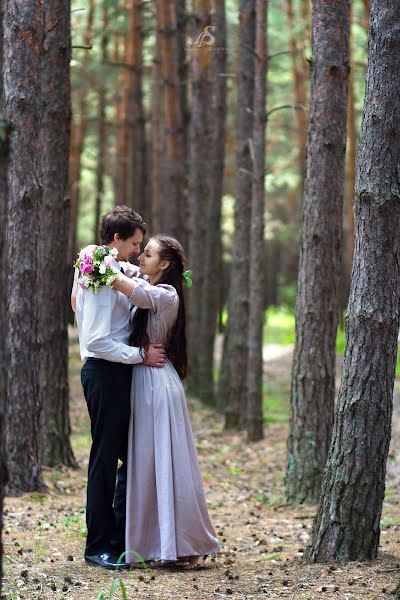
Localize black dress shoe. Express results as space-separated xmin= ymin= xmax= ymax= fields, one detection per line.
xmin=85 ymin=552 xmax=130 ymax=570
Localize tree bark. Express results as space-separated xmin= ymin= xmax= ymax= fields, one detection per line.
xmin=150 ymin=26 xmax=162 ymax=234
xmin=69 ymin=0 xmax=94 ymax=257
xmin=223 ymin=0 xmax=255 ymax=428
xmin=247 ymin=0 xmax=267 ymax=442
xmin=187 ymin=0 xmax=214 ymax=395
xmin=157 ymin=0 xmax=186 ymax=240
xmin=4 ymin=0 xmax=45 ymax=492
xmin=125 ymin=0 xmax=147 ymax=220
xmin=95 ymin=2 xmax=109 ymax=240
xmin=285 ymin=0 xmax=350 ymax=503
xmin=306 ymin=0 xmax=400 ymax=562
xmin=38 ymin=0 xmax=76 ymax=469
xmin=197 ymin=0 xmax=227 ymax=403
xmin=0 ymin=1 xmax=9 ymax=586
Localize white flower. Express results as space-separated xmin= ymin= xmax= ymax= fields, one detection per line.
xmin=104 ymin=255 xmax=114 ymax=266
xmin=110 ymin=248 xmax=119 ymax=258
xmin=99 ymin=263 xmax=106 ymax=274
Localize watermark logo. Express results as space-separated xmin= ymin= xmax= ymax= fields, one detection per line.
xmin=194 ymin=25 xmax=216 ymax=48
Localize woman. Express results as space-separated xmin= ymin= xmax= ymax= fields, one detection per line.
xmin=112 ymin=234 xmax=219 ymax=569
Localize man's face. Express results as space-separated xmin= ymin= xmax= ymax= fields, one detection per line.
xmin=114 ymin=228 xmax=144 ymax=261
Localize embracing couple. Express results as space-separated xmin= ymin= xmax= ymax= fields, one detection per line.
xmin=72 ymin=206 xmax=219 ymax=571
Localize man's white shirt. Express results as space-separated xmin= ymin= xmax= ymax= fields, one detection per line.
xmin=76 ymin=261 xmax=143 ymax=364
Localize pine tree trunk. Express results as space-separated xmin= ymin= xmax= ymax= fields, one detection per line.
xmin=197 ymin=0 xmax=227 ymax=403
xmin=0 ymin=4 xmax=9 ymax=586
xmin=95 ymin=3 xmax=109 ymax=240
xmin=157 ymin=0 xmax=186 ymax=239
xmin=4 ymin=0 xmax=45 ymax=492
xmin=187 ymin=0 xmax=213 ymax=395
xmin=125 ymin=0 xmax=147 ymax=220
xmin=69 ymin=0 xmax=94 ymax=256
xmin=285 ymin=0 xmax=350 ymax=503
xmin=247 ymin=0 xmax=267 ymax=442
xmin=223 ymin=0 xmax=255 ymax=428
xmin=115 ymin=32 xmax=129 ymax=207
xmin=38 ymin=0 xmax=76 ymax=469
xmin=150 ymin=27 xmax=162 ymax=234
xmin=286 ymin=0 xmax=307 ymax=192
xmin=306 ymin=0 xmax=400 ymax=562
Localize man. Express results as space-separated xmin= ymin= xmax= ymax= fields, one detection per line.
xmin=74 ymin=206 xmax=166 ymax=570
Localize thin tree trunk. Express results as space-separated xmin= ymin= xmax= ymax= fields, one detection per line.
xmin=247 ymin=0 xmax=267 ymax=442
xmin=286 ymin=0 xmax=307 ymax=192
xmin=114 ymin=32 xmax=129 ymax=207
xmin=285 ymin=0 xmax=350 ymax=503
xmin=125 ymin=0 xmax=147 ymax=220
xmin=0 ymin=1 xmax=9 ymax=586
xmin=5 ymin=0 xmax=45 ymax=492
xmin=306 ymin=0 xmax=400 ymax=562
xmin=157 ymin=0 xmax=186 ymax=239
xmin=197 ymin=0 xmax=227 ymax=403
xmin=69 ymin=0 xmax=94 ymax=256
xmin=38 ymin=0 xmax=76 ymax=468
xmin=345 ymin=6 xmax=356 ymax=286
xmin=95 ymin=3 xmax=109 ymax=240
xmin=150 ymin=28 xmax=162 ymax=234
xmin=187 ymin=0 xmax=213 ymax=395
xmin=223 ymin=0 xmax=256 ymax=428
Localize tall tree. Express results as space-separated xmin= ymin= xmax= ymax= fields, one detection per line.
xmin=285 ymin=0 xmax=350 ymax=503
xmin=157 ymin=0 xmax=186 ymax=240
xmin=187 ymin=0 xmax=213 ymax=395
xmin=150 ymin=26 xmax=162 ymax=234
xmin=222 ymin=0 xmax=256 ymax=428
xmin=4 ymin=0 xmax=45 ymax=492
xmin=246 ymin=0 xmax=267 ymax=441
xmin=94 ymin=2 xmax=109 ymax=239
xmin=306 ymin=0 xmax=400 ymax=562
xmin=0 ymin=0 xmax=9 ymax=587
xmin=69 ymin=0 xmax=95 ymax=256
xmin=38 ymin=0 xmax=76 ymax=468
xmin=125 ymin=0 xmax=147 ymax=219
xmin=197 ymin=0 xmax=227 ymax=403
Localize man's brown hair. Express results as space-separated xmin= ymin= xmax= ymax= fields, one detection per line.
xmin=99 ymin=205 xmax=146 ymax=244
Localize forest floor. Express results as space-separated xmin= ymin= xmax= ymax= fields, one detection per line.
xmin=2 ymin=332 xmax=400 ymax=600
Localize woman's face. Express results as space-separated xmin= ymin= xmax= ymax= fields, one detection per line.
xmin=138 ymin=240 xmax=169 ymax=283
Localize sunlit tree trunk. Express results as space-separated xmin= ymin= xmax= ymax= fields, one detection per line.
xmin=247 ymin=0 xmax=267 ymax=442
xmin=5 ymin=0 xmax=45 ymax=492
xmin=306 ymin=0 xmax=400 ymax=562
xmin=285 ymin=0 xmax=350 ymax=503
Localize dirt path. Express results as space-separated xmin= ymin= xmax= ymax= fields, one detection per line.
xmin=2 ymin=339 xmax=400 ymax=599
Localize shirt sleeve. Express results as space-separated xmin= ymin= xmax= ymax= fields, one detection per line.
xmin=82 ymin=287 xmax=143 ymax=364
xmin=128 ymin=279 xmax=179 ymax=315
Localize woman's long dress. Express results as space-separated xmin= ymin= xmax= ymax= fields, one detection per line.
xmin=125 ymin=279 xmax=220 ymax=564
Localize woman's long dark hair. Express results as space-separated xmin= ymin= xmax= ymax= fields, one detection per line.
xmin=129 ymin=234 xmax=188 ymax=379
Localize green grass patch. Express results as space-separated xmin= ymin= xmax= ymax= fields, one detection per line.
xmin=263 ymin=383 xmax=289 ymax=424
xmin=264 ymin=307 xmax=295 ymax=346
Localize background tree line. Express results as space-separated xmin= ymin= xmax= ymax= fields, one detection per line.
xmin=1 ymin=0 xmax=399 ymax=592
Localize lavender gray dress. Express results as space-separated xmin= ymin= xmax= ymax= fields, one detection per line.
xmin=125 ymin=278 xmax=220 ymax=564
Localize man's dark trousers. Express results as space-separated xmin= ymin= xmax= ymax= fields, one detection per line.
xmin=81 ymin=358 xmax=132 ymax=556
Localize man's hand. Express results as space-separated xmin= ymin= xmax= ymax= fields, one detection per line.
xmin=143 ymin=344 xmax=166 ymax=367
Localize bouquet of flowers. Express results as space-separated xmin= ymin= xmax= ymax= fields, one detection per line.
xmin=74 ymin=245 xmax=120 ymax=293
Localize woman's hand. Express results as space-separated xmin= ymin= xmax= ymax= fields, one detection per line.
xmin=79 ymin=244 xmax=99 ymax=258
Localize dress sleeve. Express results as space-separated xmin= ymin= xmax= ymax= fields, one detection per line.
xmin=128 ymin=279 xmax=179 ymax=315
xmin=118 ymin=261 xmax=140 ymax=278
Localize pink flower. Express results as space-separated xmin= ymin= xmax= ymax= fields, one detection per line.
xmin=104 ymin=255 xmax=114 ymax=266
xmin=78 ymin=279 xmax=89 ymax=289
xmin=81 ymin=263 xmax=94 ymax=274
